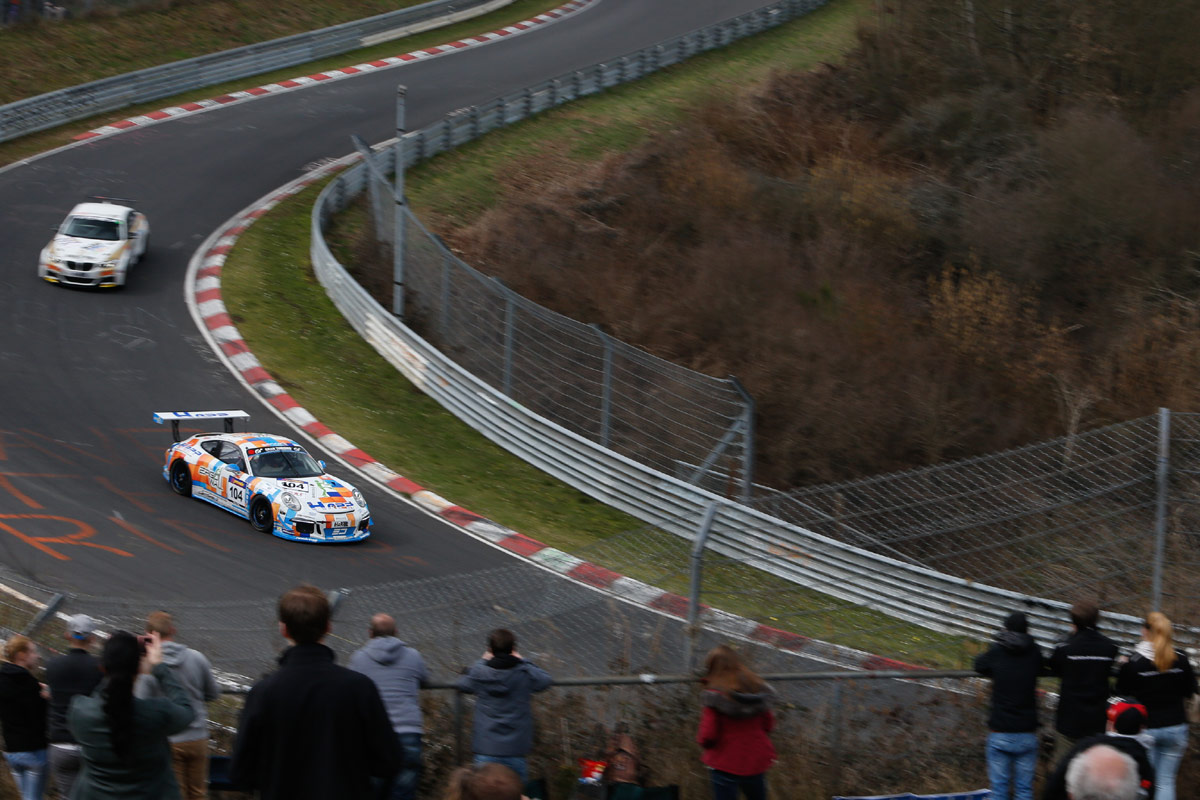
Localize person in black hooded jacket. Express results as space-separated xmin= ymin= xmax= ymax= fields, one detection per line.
xmin=0 ymin=635 xmax=48 ymax=800
xmin=975 ymin=611 xmax=1044 ymax=800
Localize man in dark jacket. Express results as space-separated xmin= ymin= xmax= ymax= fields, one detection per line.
xmin=349 ymin=613 xmax=429 ymax=800
xmin=230 ymin=585 xmax=401 ymax=800
xmin=975 ymin=611 xmax=1044 ymax=800
xmin=456 ymin=628 xmax=552 ymax=782
xmin=44 ymin=613 xmax=103 ymax=799
xmin=1048 ymin=600 xmax=1119 ymax=760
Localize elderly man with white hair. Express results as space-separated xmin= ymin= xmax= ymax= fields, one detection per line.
xmin=1066 ymin=744 xmax=1141 ymax=800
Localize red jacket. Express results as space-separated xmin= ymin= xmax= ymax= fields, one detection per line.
xmin=696 ymin=689 xmax=777 ymax=776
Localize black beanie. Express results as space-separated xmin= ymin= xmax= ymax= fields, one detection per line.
xmin=1004 ymin=611 xmax=1028 ymax=633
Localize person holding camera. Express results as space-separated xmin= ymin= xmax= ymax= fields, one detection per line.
xmin=67 ymin=630 xmax=195 ymax=799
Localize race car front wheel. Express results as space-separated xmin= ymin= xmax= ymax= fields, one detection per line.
xmin=249 ymin=497 xmax=274 ymax=534
xmin=170 ymin=461 xmax=192 ymax=497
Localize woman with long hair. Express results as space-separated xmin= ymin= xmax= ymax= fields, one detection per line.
xmin=1116 ymin=611 xmax=1198 ymax=800
xmin=696 ymin=645 xmax=776 ymax=800
xmin=67 ymin=630 xmax=194 ymax=799
xmin=0 ymin=635 xmax=48 ymax=800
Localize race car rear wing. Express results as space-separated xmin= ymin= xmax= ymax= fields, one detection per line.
xmin=154 ymin=410 xmax=250 ymax=442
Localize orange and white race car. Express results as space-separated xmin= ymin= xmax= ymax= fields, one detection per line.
xmin=154 ymin=410 xmax=372 ymax=543
xmin=39 ymin=197 xmax=149 ymax=288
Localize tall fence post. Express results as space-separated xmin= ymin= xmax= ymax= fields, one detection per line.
xmin=1152 ymin=407 xmax=1171 ymax=611
xmin=730 ymin=376 xmax=755 ymax=502
xmin=453 ymin=690 xmax=466 ymax=765
xmin=393 ymin=85 xmax=408 ymax=319
xmin=829 ymin=680 xmax=844 ymax=795
xmin=685 ymin=502 xmax=721 ymax=671
xmin=500 ymin=282 xmax=516 ymax=397
xmin=591 ymin=324 xmax=613 ymax=449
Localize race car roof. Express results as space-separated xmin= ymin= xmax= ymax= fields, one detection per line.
xmin=68 ymin=202 xmax=132 ymax=220
xmin=228 ymin=434 xmax=303 ymax=450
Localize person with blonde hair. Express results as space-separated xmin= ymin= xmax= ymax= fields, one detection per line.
xmin=0 ymin=635 xmax=48 ymax=800
xmin=1115 ymin=611 xmax=1197 ymax=800
xmin=696 ymin=645 xmax=776 ymax=800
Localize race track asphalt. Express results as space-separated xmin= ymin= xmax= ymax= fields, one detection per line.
xmin=0 ymin=0 xmax=779 ymax=602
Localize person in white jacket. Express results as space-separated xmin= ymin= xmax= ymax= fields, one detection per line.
xmin=134 ymin=611 xmax=219 ymax=800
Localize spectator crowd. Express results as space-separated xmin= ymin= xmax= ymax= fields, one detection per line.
xmin=0 ymin=585 xmax=1193 ymax=800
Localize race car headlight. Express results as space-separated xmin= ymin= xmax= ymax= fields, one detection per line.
xmin=281 ymin=492 xmax=301 ymax=511
xmin=102 ymin=260 xmax=119 ymax=269
xmin=353 ymin=488 xmax=366 ymax=507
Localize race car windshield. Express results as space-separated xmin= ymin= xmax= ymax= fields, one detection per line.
xmin=62 ymin=217 xmax=121 ymax=241
xmin=249 ymin=450 xmax=323 ymax=478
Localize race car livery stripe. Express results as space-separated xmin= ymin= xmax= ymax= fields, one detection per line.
xmin=186 ymin=105 xmax=926 ymax=680
xmin=72 ymin=0 xmax=598 ymax=141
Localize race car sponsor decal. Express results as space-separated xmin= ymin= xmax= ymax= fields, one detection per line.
xmin=245 ymin=445 xmax=302 ymax=455
xmin=279 ymin=480 xmax=306 ymax=489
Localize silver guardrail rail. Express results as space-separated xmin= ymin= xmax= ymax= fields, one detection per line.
xmin=310 ymin=0 xmax=1150 ymax=645
xmin=0 ymin=0 xmax=510 ymax=143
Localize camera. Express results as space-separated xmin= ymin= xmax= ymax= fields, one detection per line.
xmin=137 ymin=634 xmax=152 ymax=655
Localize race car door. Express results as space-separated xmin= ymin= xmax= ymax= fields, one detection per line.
xmin=214 ymin=441 xmax=251 ymax=512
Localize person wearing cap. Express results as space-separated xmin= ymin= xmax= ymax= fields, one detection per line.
xmin=1048 ymin=600 xmax=1119 ymax=760
xmin=44 ymin=614 xmax=102 ymax=800
xmin=1041 ymin=700 xmax=1155 ymax=800
xmin=975 ymin=611 xmax=1044 ymax=800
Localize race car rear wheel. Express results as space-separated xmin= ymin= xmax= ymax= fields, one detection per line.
xmin=169 ymin=461 xmax=192 ymax=497
xmin=249 ymin=497 xmax=274 ymax=534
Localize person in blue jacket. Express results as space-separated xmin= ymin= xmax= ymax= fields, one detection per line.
xmin=456 ymin=629 xmax=552 ymax=782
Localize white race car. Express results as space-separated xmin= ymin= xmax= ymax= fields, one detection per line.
xmin=39 ymin=198 xmax=149 ymax=288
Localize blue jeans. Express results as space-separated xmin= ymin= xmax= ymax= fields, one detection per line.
xmin=378 ymin=733 xmax=422 ymax=800
xmin=473 ymin=754 xmax=527 ymax=782
xmin=708 ymin=768 xmax=767 ymax=800
xmin=4 ymin=750 xmax=47 ymax=800
xmin=986 ymin=732 xmax=1037 ymax=800
xmin=1147 ymin=723 xmax=1188 ymax=800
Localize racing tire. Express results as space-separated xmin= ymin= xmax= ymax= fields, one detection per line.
xmin=169 ymin=461 xmax=192 ymax=497
xmin=249 ymin=497 xmax=275 ymax=535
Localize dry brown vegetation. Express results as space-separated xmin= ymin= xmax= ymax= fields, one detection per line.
xmin=380 ymin=0 xmax=1200 ymax=489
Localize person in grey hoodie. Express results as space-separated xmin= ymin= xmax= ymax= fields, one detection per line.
xmin=349 ymin=614 xmax=429 ymax=800
xmin=133 ymin=611 xmax=219 ymax=800
xmin=455 ymin=629 xmax=552 ymax=782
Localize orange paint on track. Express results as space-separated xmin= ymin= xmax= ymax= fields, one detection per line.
xmin=0 ymin=515 xmax=133 ymax=560
xmin=109 ymin=515 xmax=184 ymax=555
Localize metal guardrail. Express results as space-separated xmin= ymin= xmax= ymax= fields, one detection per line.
xmin=308 ymin=0 xmax=1169 ymax=647
xmin=0 ymin=0 xmax=510 ymax=143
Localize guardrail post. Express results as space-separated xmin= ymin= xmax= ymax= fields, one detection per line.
xmin=522 ymin=87 xmax=533 ymax=119
xmin=685 ymin=502 xmax=721 ymax=671
xmin=572 ymin=70 xmax=582 ymax=101
xmin=591 ymin=324 xmax=613 ymax=449
xmin=550 ymin=79 xmax=560 ymax=107
xmin=454 ymin=689 xmax=466 ymax=765
xmin=393 ymin=85 xmax=408 ymax=319
xmin=21 ymin=594 xmax=65 ymax=638
xmin=1152 ymin=407 xmax=1171 ymax=611
xmin=469 ymin=105 xmax=480 ymax=141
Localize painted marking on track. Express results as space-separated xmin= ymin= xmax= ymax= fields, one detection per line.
xmin=19 ymin=429 xmax=107 ymax=463
xmin=0 ymin=474 xmax=44 ymax=509
xmin=109 ymin=514 xmax=183 ymax=555
xmin=159 ymin=518 xmax=232 ymax=553
xmin=0 ymin=515 xmax=134 ymax=560
xmin=0 ymin=431 xmax=73 ymax=466
xmin=94 ymin=475 xmax=157 ymax=514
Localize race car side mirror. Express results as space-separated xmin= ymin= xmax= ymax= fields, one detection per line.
xmin=318 ymin=460 xmax=327 ymax=471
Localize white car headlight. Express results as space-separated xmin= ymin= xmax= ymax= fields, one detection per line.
xmin=102 ymin=260 xmax=119 ymax=269
xmin=281 ymin=492 xmax=301 ymax=511
xmin=353 ymin=488 xmax=366 ymax=507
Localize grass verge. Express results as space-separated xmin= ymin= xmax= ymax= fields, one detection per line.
xmin=222 ymin=0 xmax=982 ymax=668
xmin=0 ymin=0 xmax=569 ymax=168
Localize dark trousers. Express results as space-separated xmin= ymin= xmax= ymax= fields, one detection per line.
xmin=708 ymin=769 xmax=766 ymax=800
xmin=376 ymin=733 xmax=422 ymax=800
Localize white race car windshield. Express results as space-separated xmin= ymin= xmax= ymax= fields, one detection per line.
xmin=250 ymin=450 xmax=323 ymax=479
xmin=63 ymin=217 xmax=121 ymax=240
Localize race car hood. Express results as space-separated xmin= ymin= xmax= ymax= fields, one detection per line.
xmin=268 ymin=475 xmax=362 ymax=513
xmin=48 ymin=234 xmax=124 ymax=262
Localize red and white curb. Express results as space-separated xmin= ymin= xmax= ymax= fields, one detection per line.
xmin=73 ymin=0 xmax=598 ymax=142
xmin=186 ymin=157 xmax=934 ymax=678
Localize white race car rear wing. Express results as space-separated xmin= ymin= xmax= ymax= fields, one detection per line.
xmin=154 ymin=410 xmax=250 ymax=442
